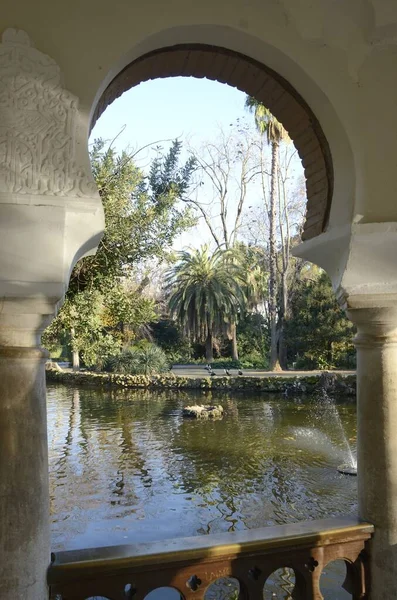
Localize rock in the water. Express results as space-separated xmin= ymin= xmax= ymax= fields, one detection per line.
xmin=182 ymin=405 xmax=224 ymax=419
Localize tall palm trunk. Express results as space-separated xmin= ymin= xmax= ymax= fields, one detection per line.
xmin=205 ymin=331 xmax=214 ymax=362
xmin=269 ymin=140 xmax=279 ymax=371
xmin=223 ymin=241 xmax=239 ymax=362
xmin=278 ymin=270 xmax=288 ymax=369
xmin=230 ymin=322 xmax=239 ymax=361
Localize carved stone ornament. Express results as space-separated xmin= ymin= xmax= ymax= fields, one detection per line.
xmin=0 ymin=28 xmax=97 ymax=198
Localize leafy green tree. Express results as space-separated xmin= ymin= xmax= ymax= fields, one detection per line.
xmin=43 ymin=285 xmax=157 ymax=369
xmin=233 ymin=243 xmax=268 ymax=308
xmin=150 ymin=318 xmax=193 ymax=363
xmin=166 ymin=246 xmax=246 ymax=362
xmin=70 ymin=139 xmax=196 ymax=294
xmin=44 ymin=139 xmax=196 ymax=368
xmin=102 ymin=283 xmax=156 ymax=347
xmin=236 ymin=312 xmax=269 ymax=367
xmin=245 ymin=97 xmax=289 ymax=370
xmin=43 ymin=290 xmax=119 ymax=369
xmin=228 ymin=243 xmax=268 ymax=363
xmin=285 ymin=270 xmax=355 ymax=369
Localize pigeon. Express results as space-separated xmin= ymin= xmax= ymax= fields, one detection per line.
xmin=224 ymin=369 xmax=231 ymax=376
xmin=238 ymin=369 xmax=243 ymax=376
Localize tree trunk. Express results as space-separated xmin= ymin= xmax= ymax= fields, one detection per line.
xmin=70 ymin=327 xmax=80 ymax=371
xmin=278 ymin=270 xmax=288 ymax=370
xmin=269 ymin=140 xmax=279 ymax=370
xmin=230 ymin=322 xmax=239 ymax=361
xmin=205 ymin=332 xmax=214 ymax=363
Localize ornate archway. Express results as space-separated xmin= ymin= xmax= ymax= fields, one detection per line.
xmin=92 ymin=44 xmax=333 ymax=241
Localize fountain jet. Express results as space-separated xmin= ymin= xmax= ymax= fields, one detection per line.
xmin=316 ymin=380 xmax=357 ymax=476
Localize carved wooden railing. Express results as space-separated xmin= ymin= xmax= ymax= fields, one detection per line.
xmin=48 ymin=517 xmax=373 ymax=599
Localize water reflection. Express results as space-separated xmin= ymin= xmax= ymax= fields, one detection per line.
xmin=47 ymin=384 xmax=357 ymax=551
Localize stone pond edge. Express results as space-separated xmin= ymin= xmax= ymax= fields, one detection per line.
xmin=46 ymin=369 xmax=357 ymax=396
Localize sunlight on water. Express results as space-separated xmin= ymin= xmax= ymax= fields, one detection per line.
xmin=47 ymin=384 xmax=357 ymax=598
xmin=47 ymin=384 xmax=357 ymax=550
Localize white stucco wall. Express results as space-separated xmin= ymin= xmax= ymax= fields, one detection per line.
xmin=1 ymin=0 xmax=397 ymax=300
xmin=2 ymin=5 xmax=397 ymax=599
xmin=2 ymin=0 xmax=397 ymax=230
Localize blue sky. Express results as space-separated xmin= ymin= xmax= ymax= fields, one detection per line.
xmin=90 ymin=77 xmax=303 ymax=250
xmin=91 ymin=77 xmax=247 ymax=156
xmin=91 ymin=77 xmax=255 ymax=249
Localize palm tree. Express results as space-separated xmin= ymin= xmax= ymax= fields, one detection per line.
xmin=245 ymin=97 xmax=289 ymax=370
xmin=166 ymin=246 xmax=246 ymax=362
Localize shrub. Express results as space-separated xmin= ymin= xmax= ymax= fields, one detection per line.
xmin=239 ymin=350 xmax=269 ymax=369
xmin=108 ymin=344 xmax=170 ymax=376
xmin=294 ymin=343 xmax=356 ymax=371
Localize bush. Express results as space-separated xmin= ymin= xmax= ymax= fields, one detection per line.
xmin=239 ymin=350 xmax=269 ymax=369
xmin=164 ymin=349 xmax=194 ymax=364
xmin=293 ymin=338 xmax=356 ymax=370
xmin=107 ymin=344 xmax=170 ymax=376
xmin=151 ymin=318 xmax=193 ymax=359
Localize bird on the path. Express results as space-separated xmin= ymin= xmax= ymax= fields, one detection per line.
xmin=224 ymin=369 xmax=231 ymax=376
xmin=238 ymin=369 xmax=243 ymax=376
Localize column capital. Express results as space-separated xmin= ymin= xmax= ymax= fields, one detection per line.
xmin=0 ymin=306 xmax=55 ymax=348
xmin=347 ymin=305 xmax=397 ymax=347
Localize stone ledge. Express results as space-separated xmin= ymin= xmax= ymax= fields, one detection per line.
xmin=46 ymin=369 xmax=356 ymax=396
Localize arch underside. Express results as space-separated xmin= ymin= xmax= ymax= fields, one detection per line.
xmin=92 ymin=44 xmax=333 ymax=241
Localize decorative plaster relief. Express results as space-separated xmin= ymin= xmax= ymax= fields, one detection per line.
xmin=0 ymin=28 xmax=97 ymax=198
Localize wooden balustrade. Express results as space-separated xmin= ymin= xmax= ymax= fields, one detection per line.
xmin=48 ymin=516 xmax=373 ymax=600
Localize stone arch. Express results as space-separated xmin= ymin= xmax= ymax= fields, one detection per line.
xmin=91 ymin=44 xmax=333 ymax=241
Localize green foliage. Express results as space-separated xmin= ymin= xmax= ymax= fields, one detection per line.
xmin=150 ymin=318 xmax=193 ymax=362
xmin=245 ymin=96 xmax=289 ymax=145
xmin=236 ymin=311 xmax=268 ymax=358
xmin=167 ymin=356 xmax=268 ymax=369
xmin=42 ymin=329 xmax=72 ymax=361
xmin=239 ymin=351 xmax=269 ymax=369
xmin=71 ymin=139 xmax=196 ymax=294
xmin=43 ymin=139 xmax=196 ymax=368
xmin=233 ymin=243 xmax=268 ymax=309
xmin=107 ymin=344 xmax=170 ymax=375
xmin=102 ymin=284 xmax=157 ymax=342
xmin=43 ymin=284 xmax=159 ymax=368
xmin=166 ymin=243 xmax=268 ymax=363
xmin=285 ymin=270 xmax=355 ymax=369
xmin=166 ymin=245 xmax=247 ymax=342
xmin=43 ymin=289 xmax=120 ymax=369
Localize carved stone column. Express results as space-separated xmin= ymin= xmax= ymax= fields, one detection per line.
xmin=348 ymin=305 xmax=397 ymax=600
xmin=0 ymin=329 xmax=50 ymax=599
xmin=0 ymin=29 xmax=104 ymax=599
xmin=295 ymin=223 xmax=397 ymax=599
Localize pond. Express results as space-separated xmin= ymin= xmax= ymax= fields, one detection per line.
xmin=47 ymin=383 xmax=358 ymax=598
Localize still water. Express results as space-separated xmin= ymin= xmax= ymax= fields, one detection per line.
xmin=47 ymin=383 xmax=357 ymax=597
